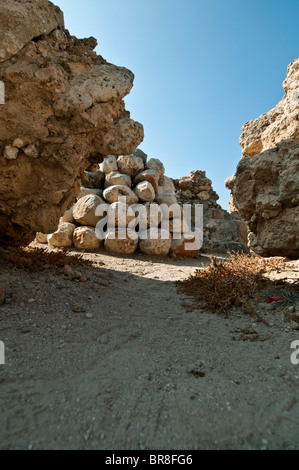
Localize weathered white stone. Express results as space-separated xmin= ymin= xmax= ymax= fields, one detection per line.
xmin=4 ymin=146 xmax=18 ymax=160
xmin=133 ymin=148 xmax=147 ymax=164
xmin=133 ymin=170 xmax=159 ymax=193
xmin=73 ymin=226 xmax=102 ymax=250
xmin=155 ymin=186 xmax=178 ymax=206
xmin=48 ymin=223 xmax=76 ymax=248
xmin=103 ymin=185 xmax=139 ymax=206
xmin=77 ymin=188 xmax=103 ymax=200
xmin=0 ymin=283 xmax=6 ymax=305
xmin=170 ymin=234 xmax=201 ymax=258
xmin=59 ymin=206 xmax=74 ymax=225
xmin=227 ymin=60 xmax=299 ymax=257
xmin=143 ymin=202 xmax=163 ymax=228
xmin=82 ymin=171 xmax=105 ymax=189
xmin=139 ymin=228 xmax=172 ymax=256
xmin=166 ymin=218 xmax=190 ymax=234
xmin=104 ymin=171 xmax=132 ymax=189
xmin=134 ymin=181 xmax=155 ymax=203
xmin=117 ymin=154 xmax=144 ymax=177
xmin=160 ymin=176 xmax=176 ymax=192
xmin=73 ymin=195 xmax=106 ymax=227
xmin=12 ymin=139 xmax=24 ymax=149
xmin=146 ymin=158 xmax=165 ymax=181
xmin=99 ymin=156 xmax=118 ymax=174
xmin=105 ymin=229 xmax=139 ymax=255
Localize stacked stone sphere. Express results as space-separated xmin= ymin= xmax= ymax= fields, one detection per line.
xmin=37 ymin=150 xmax=201 ymax=258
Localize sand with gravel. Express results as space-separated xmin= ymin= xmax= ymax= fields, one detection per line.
xmin=0 ymin=244 xmax=298 ymax=450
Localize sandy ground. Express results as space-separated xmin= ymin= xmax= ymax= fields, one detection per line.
xmin=0 ymin=245 xmax=298 ymax=450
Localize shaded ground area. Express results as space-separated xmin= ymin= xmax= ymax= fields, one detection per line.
xmin=0 ymin=245 xmax=298 ymax=450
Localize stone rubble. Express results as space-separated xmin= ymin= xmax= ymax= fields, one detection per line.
xmin=174 ymin=171 xmax=248 ymax=253
xmin=226 ymin=59 xmax=299 ymax=258
xmin=38 ymin=152 xmax=248 ymax=256
xmin=0 ymin=0 xmax=143 ymax=245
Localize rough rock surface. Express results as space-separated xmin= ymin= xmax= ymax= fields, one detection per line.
xmin=99 ymin=156 xmax=118 ymax=175
xmin=155 ymin=186 xmax=178 ymax=206
xmin=134 ymin=170 xmax=159 ymax=193
xmin=103 ymin=185 xmax=139 ymax=206
xmin=170 ymin=234 xmax=201 ymax=258
xmin=105 ymin=171 xmax=131 ymax=189
xmin=134 ymin=181 xmax=155 ymax=203
xmin=107 ymin=202 xmax=135 ymax=228
xmin=174 ymin=171 xmax=248 ymax=253
xmin=73 ymin=195 xmax=105 ymax=227
xmin=117 ymin=154 xmax=144 ymax=177
xmin=104 ymin=229 xmax=138 ymax=255
xmin=226 ymin=59 xmax=299 ymax=258
xmin=139 ymin=229 xmax=172 ymax=257
xmin=47 ymin=222 xmax=76 ymax=247
xmin=146 ymin=158 xmax=165 ymax=181
xmin=0 ymin=0 xmax=144 ymax=245
xmin=40 ymin=152 xmax=249 ymax=257
xmin=73 ymin=226 xmax=102 ymax=251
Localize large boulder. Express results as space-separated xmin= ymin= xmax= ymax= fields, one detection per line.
xmin=227 ymin=59 xmax=299 ymax=258
xmin=140 ymin=202 xmax=163 ymax=229
xmin=174 ymin=170 xmax=248 ymax=254
xmin=0 ymin=0 xmax=144 ymax=245
xmin=117 ymin=154 xmax=144 ymax=177
xmin=73 ymin=195 xmax=105 ymax=227
xmin=99 ymin=156 xmax=118 ymax=175
xmin=103 ymin=185 xmax=139 ymax=206
xmin=155 ymin=186 xmax=178 ymax=206
xmin=133 ymin=170 xmax=159 ymax=193
xmin=104 ymin=229 xmax=138 ymax=255
xmin=47 ymin=223 xmax=76 ymax=248
xmin=139 ymin=228 xmax=172 ymax=256
xmin=146 ymin=158 xmax=165 ymax=181
xmin=170 ymin=234 xmax=201 ymax=258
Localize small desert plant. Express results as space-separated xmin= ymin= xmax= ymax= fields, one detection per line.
xmin=178 ymin=253 xmax=297 ymax=313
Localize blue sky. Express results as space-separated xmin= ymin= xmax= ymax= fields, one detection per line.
xmin=54 ymin=0 xmax=299 ymax=210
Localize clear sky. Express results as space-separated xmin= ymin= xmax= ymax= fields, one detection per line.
xmin=53 ymin=0 xmax=299 ymax=210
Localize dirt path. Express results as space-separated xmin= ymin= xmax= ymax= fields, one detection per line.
xmin=0 ymin=246 xmax=298 ymax=450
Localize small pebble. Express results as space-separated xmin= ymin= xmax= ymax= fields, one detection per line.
xmin=72 ymin=306 xmax=86 ymax=313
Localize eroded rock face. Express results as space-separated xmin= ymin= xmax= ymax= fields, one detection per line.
xmin=0 ymin=0 xmax=144 ymax=245
xmin=174 ymin=171 xmax=248 ymax=253
xmin=227 ymin=59 xmax=299 ymax=258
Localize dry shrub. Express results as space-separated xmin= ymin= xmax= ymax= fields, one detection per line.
xmin=0 ymin=246 xmax=94 ymax=272
xmin=178 ymin=253 xmax=298 ymax=313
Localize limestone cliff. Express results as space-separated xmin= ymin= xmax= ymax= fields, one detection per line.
xmin=0 ymin=0 xmax=144 ymax=245
xmin=226 ymin=59 xmax=299 ymax=258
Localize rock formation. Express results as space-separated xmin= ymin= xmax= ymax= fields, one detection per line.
xmin=174 ymin=171 xmax=248 ymax=253
xmin=38 ymin=151 xmax=202 ymax=257
xmin=226 ymin=59 xmax=299 ymax=258
xmin=0 ymin=0 xmax=144 ymax=245
xmin=37 ymin=155 xmax=248 ymax=257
